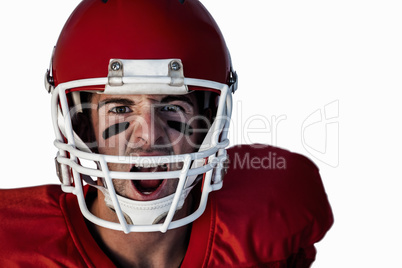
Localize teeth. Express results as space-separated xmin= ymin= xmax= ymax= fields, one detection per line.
xmin=134 ymin=163 xmax=167 ymax=169
xmin=135 ymin=163 xmax=158 ymax=168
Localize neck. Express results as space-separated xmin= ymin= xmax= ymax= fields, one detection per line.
xmin=87 ymin=191 xmax=191 ymax=267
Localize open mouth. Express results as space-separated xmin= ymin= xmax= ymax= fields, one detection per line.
xmin=130 ymin=163 xmax=168 ymax=195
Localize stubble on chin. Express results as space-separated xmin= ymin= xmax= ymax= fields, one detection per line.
xmin=112 ymin=179 xmax=129 ymax=197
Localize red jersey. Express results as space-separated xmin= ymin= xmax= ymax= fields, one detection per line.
xmin=0 ymin=145 xmax=333 ymax=267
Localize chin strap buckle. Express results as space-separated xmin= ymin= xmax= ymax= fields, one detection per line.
xmin=54 ymin=156 xmax=63 ymax=183
xmin=54 ymin=153 xmax=73 ymax=187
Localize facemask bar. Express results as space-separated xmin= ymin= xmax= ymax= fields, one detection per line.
xmin=50 ymin=59 xmax=233 ymax=233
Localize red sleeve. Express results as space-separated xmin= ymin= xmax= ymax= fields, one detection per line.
xmin=0 ymin=185 xmax=115 ymax=267
xmin=183 ymin=144 xmax=333 ymax=267
xmin=0 ymin=185 xmax=87 ymax=266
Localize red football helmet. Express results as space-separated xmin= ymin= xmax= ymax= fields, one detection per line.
xmin=45 ymin=0 xmax=237 ymax=233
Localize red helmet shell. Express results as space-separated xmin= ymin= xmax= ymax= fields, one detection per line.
xmin=52 ymin=0 xmax=230 ymax=89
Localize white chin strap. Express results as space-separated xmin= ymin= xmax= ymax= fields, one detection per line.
xmin=98 ymin=185 xmax=194 ymax=225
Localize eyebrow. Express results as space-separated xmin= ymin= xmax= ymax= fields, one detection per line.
xmin=97 ymin=95 xmax=194 ymax=111
xmin=160 ymin=95 xmax=194 ymax=107
xmin=97 ymin=98 xmax=135 ymax=110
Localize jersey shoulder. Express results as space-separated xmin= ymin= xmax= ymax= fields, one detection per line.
xmin=205 ymin=144 xmax=333 ymax=267
xmin=0 ymin=184 xmax=63 ymax=210
xmin=0 ymin=184 xmax=65 ymax=230
xmin=0 ymin=185 xmax=107 ymax=267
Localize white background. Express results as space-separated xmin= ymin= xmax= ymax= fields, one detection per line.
xmin=1 ymin=1 xmax=401 ymax=267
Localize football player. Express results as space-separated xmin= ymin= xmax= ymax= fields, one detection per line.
xmin=0 ymin=0 xmax=333 ymax=267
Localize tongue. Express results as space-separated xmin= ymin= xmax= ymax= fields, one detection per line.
xmin=138 ymin=180 xmax=162 ymax=189
xmin=134 ymin=179 xmax=163 ymax=194
xmin=130 ymin=165 xmax=166 ymax=193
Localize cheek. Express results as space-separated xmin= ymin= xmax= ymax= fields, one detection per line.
xmin=166 ymin=128 xmax=200 ymax=155
xmin=166 ymin=120 xmax=193 ymax=136
xmin=97 ymin=122 xmax=131 ymax=155
xmin=102 ymin=122 xmax=130 ymax=140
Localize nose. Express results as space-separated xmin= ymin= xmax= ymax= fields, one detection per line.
xmin=128 ymin=107 xmax=166 ymax=150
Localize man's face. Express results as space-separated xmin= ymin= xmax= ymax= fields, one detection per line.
xmin=90 ymin=92 xmax=205 ymax=202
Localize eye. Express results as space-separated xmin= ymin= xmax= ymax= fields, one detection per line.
xmin=160 ymin=104 xmax=184 ymax=113
xmin=110 ymin=106 xmax=131 ymax=114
